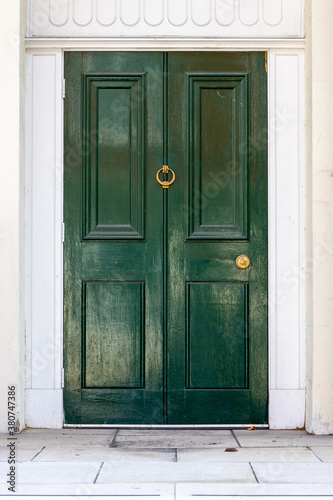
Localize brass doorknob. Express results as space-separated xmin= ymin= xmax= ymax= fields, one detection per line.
xmin=236 ymin=255 xmax=250 ymax=269
xmin=156 ymin=165 xmax=176 ymax=189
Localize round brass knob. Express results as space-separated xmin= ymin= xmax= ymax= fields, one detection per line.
xmin=236 ymin=255 xmax=250 ymax=270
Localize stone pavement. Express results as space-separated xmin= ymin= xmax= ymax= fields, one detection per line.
xmin=1 ymin=429 xmax=333 ymax=498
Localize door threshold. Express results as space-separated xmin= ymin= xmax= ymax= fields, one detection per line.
xmin=63 ymin=424 xmax=269 ymax=429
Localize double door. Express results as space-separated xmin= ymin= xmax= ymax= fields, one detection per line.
xmin=64 ymin=52 xmax=268 ymax=424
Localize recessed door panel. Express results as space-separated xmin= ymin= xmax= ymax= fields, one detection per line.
xmin=83 ymin=75 xmax=145 ymax=239
xmin=84 ymin=282 xmax=145 ymax=388
xmin=186 ymin=282 xmax=248 ymax=390
xmin=187 ymin=74 xmax=248 ymax=239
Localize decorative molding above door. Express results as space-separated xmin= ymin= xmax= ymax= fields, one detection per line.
xmin=27 ymin=0 xmax=304 ymax=38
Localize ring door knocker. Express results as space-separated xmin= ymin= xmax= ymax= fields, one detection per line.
xmin=156 ymin=165 xmax=176 ymax=189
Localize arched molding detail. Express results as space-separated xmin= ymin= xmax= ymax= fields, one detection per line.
xmin=143 ymin=0 xmax=164 ymax=27
xmin=96 ymin=0 xmax=117 ymax=28
xmin=239 ymin=0 xmax=259 ymax=27
xmin=28 ymin=1 xmax=304 ymax=45
xmin=263 ymin=0 xmax=283 ymax=27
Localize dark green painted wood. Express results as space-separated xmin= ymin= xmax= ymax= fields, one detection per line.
xmin=186 ymin=282 xmax=248 ymax=390
xmin=167 ymin=52 xmax=268 ymax=424
xmin=84 ymin=282 xmax=145 ymax=388
xmin=64 ymin=51 xmax=268 ymax=425
xmin=64 ymin=52 xmax=164 ymax=424
xmin=83 ymin=74 xmax=145 ymax=239
xmin=187 ymin=74 xmax=248 ymax=239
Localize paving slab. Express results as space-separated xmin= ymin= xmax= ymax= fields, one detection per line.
xmin=33 ymin=446 xmax=175 ymax=462
xmin=0 ymin=482 xmax=175 ymax=497
xmin=2 ymin=481 xmax=333 ymax=497
xmin=98 ymin=461 xmax=255 ymax=483
xmin=176 ymin=483 xmax=333 ymax=496
xmin=114 ymin=429 xmax=237 ymax=448
xmin=178 ymin=496 xmax=332 ymax=500
xmin=0 ymin=442 xmax=44 ymax=462
xmin=234 ymin=429 xmax=333 ymax=447
xmin=12 ymin=430 xmax=116 ymax=447
xmin=311 ymin=447 xmax=333 ymax=462
xmin=252 ymin=462 xmax=333 ymax=483
xmin=22 ymin=428 xmax=115 ymax=434
xmin=177 ymin=446 xmax=319 ymax=463
xmin=0 ymin=461 xmax=100 ymax=484
xmin=0 ymin=496 xmax=173 ymax=500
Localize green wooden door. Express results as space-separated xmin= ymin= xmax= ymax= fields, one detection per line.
xmin=64 ymin=52 xmax=268 ymax=425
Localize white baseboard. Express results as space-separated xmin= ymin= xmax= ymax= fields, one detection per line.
xmin=269 ymin=389 xmax=305 ymax=429
xmin=26 ymin=389 xmax=63 ymax=429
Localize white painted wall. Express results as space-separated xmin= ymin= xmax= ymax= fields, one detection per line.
xmin=25 ymin=44 xmax=305 ymax=429
xmin=0 ymin=0 xmax=26 ymax=433
xmin=268 ymin=50 xmax=305 ymax=429
xmin=305 ymin=0 xmax=333 ymax=434
xmin=0 ymin=0 xmax=309 ymax=431
xmin=26 ymin=50 xmax=64 ymax=428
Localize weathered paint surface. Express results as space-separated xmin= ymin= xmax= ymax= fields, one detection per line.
xmin=64 ymin=51 xmax=268 ymax=424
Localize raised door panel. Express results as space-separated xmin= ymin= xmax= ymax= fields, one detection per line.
xmin=186 ymin=282 xmax=249 ymax=389
xmin=84 ymin=282 xmax=145 ymax=388
xmin=83 ymin=74 xmax=145 ymax=239
xmin=187 ymin=74 xmax=248 ymax=239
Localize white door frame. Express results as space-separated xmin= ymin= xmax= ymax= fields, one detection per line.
xmin=25 ymin=40 xmax=305 ymax=429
